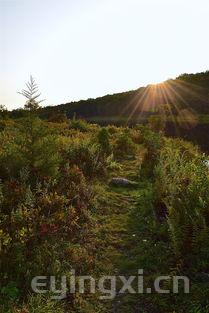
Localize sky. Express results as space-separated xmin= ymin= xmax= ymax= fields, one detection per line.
xmin=0 ymin=0 xmax=209 ymax=110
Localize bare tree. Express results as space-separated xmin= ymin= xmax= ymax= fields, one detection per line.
xmin=18 ymin=76 xmax=45 ymax=110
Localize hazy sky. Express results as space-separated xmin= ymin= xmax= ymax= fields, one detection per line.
xmin=1 ymin=0 xmax=209 ymax=109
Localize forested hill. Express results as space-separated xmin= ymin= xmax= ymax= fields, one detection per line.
xmin=11 ymin=71 xmax=209 ymax=121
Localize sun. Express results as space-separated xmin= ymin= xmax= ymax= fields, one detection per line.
xmin=150 ymin=81 xmax=166 ymax=87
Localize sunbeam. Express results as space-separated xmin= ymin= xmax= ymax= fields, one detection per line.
xmin=124 ymin=78 xmax=204 ymax=130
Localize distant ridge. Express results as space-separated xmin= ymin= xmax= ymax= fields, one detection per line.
xmin=11 ymin=71 xmax=209 ymax=120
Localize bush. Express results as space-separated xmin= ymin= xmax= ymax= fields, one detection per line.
xmin=114 ymin=131 xmax=137 ymax=159
xmin=138 ymin=126 xmax=163 ymax=176
xmin=67 ymin=140 xmax=107 ymax=178
xmin=148 ymin=115 xmax=165 ymax=133
xmin=97 ymin=128 xmax=112 ymax=155
xmin=0 ymin=117 xmax=61 ymax=181
xmin=0 ymin=120 xmax=98 ymax=307
xmin=48 ymin=112 xmax=68 ymax=123
xmin=106 ymin=125 xmax=119 ymax=135
xmin=69 ymin=119 xmax=89 ymax=132
xmin=129 ymin=128 xmax=143 ymax=145
xmin=0 ymin=164 xmax=96 ymax=301
xmin=154 ymin=139 xmax=209 ymax=269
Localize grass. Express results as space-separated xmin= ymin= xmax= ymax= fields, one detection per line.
xmin=92 ymin=154 xmax=170 ymax=312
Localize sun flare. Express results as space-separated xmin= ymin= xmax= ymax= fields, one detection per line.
xmin=122 ymin=78 xmax=202 ymax=130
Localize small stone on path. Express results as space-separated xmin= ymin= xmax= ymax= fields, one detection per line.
xmin=110 ymin=177 xmax=137 ymax=187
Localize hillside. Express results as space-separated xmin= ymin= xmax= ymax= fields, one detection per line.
xmin=45 ymin=71 xmax=209 ymax=119
xmin=11 ymin=71 xmax=209 ymax=121
xmin=1 ymin=117 xmax=209 ymax=312
xmin=10 ymin=70 xmax=209 ymax=152
xmin=1 ymin=74 xmax=209 ymax=312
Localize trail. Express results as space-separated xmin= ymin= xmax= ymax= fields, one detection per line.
xmin=95 ymin=158 xmax=151 ymax=312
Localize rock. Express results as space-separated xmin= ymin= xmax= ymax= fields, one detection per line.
xmin=110 ymin=177 xmax=137 ymax=187
xmin=204 ymin=160 xmax=209 ymax=169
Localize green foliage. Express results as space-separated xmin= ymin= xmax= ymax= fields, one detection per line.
xmin=97 ymin=127 xmax=112 ymax=155
xmin=141 ymin=126 xmax=163 ymax=160
xmin=25 ymin=294 xmax=64 ymax=313
xmin=1 ymin=116 xmax=209 ymax=312
xmin=137 ymin=125 xmax=163 ymax=176
xmin=67 ymin=139 xmax=107 ymax=178
xmin=0 ymin=105 xmax=9 ymax=120
xmin=106 ymin=125 xmax=119 ymax=135
xmin=0 ymin=118 xmax=99 ymax=310
xmin=2 ymin=294 xmax=65 ymax=313
xmin=154 ymin=139 xmax=209 ymax=269
xmin=0 ymin=119 xmax=15 ymax=131
xmin=129 ymin=128 xmax=143 ymax=145
xmin=0 ymin=117 xmax=60 ymax=180
xmin=189 ymin=304 xmax=209 ymax=313
xmin=69 ymin=118 xmax=90 ymax=132
xmin=48 ymin=111 xmax=68 ymax=123
xmin=148 ymin=115 xmax=165 ymax=133
xmin=1 ymin=282 xmax=19 ymax=302
xmin=114 ymin=131 xmax=137 ymax=159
